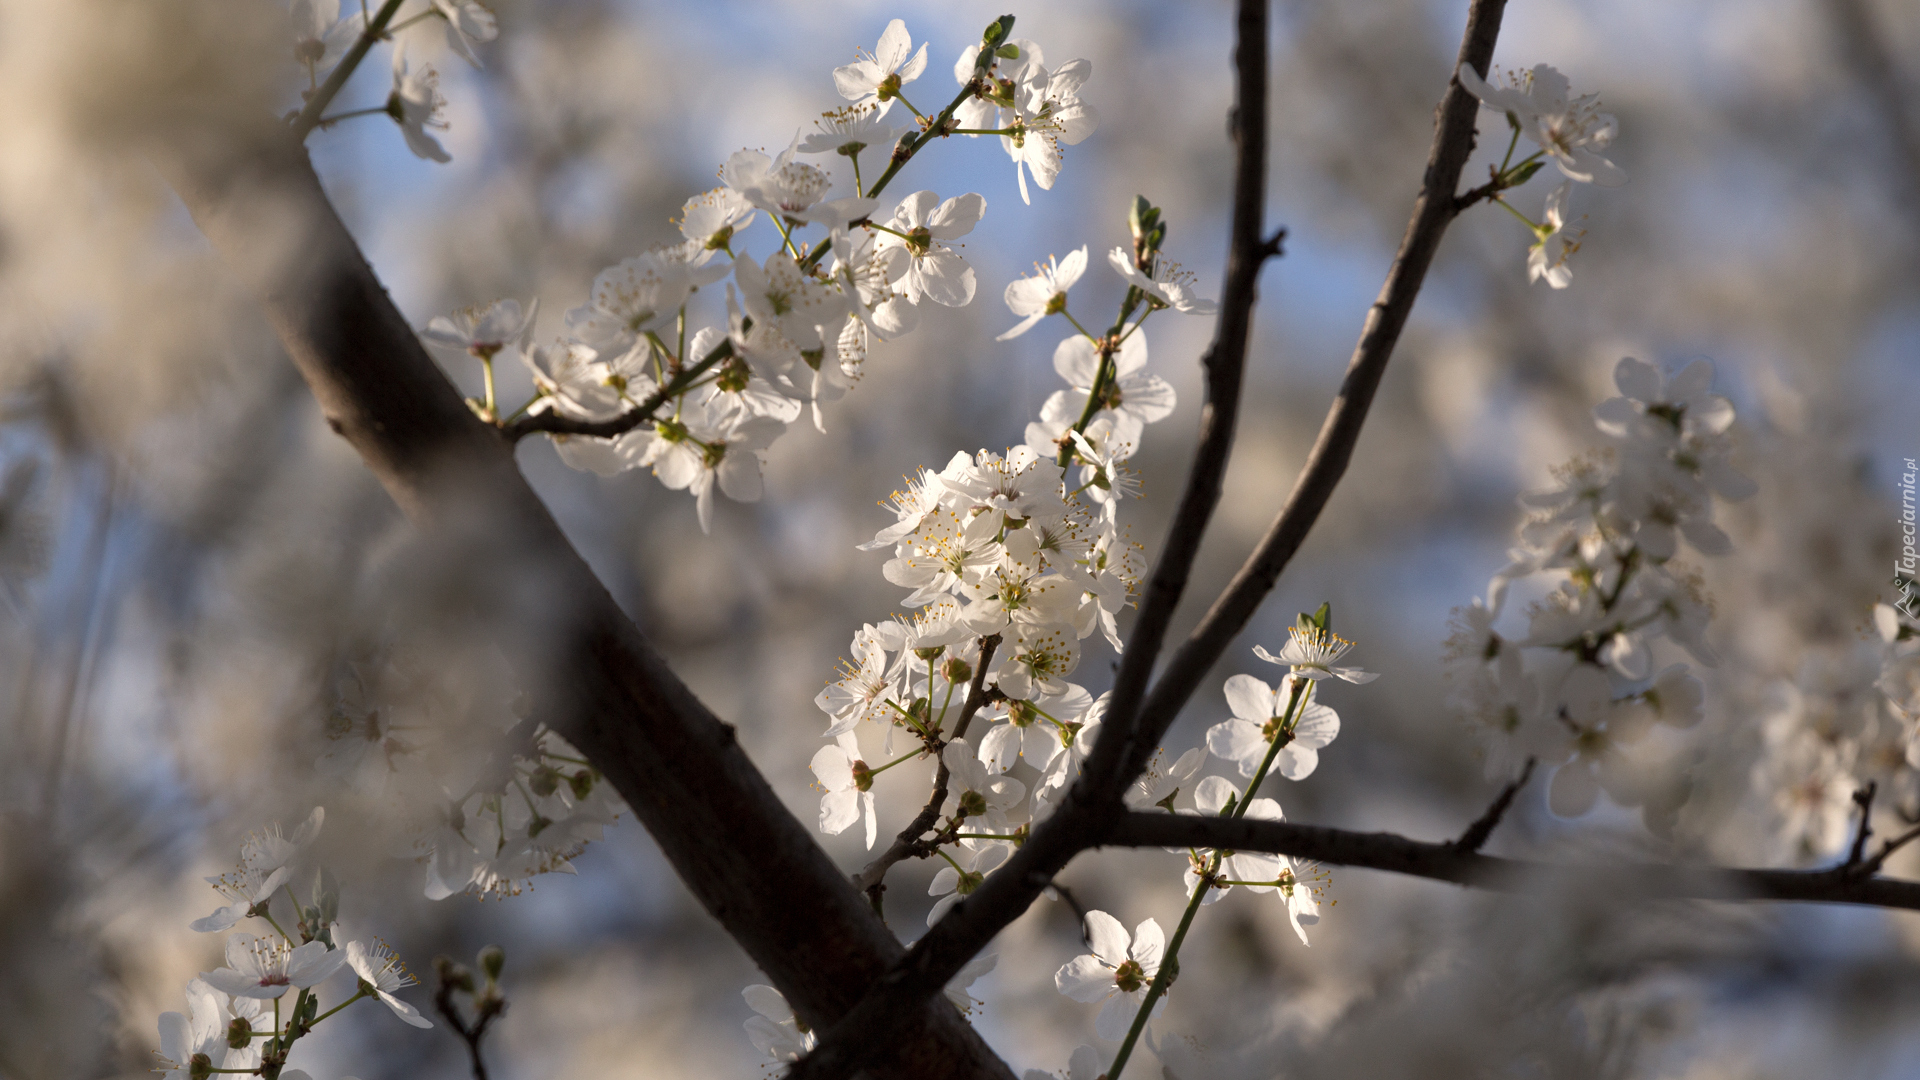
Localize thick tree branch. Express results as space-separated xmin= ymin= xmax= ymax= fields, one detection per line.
xmin=787 ymin=3 xmax=1278 ymax=1076
xmin=155 ymin=124 xmax=1012 ymax=1080
xmin=1123 ymin=0 xmax=1509 ymax=770
xmin=1108 ymin=812 xmax=1920 ymax=912
xmin=1825 ymin=0 xmax=1920 ymax=232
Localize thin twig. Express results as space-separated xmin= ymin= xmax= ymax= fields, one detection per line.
xmin=1450 ymin=757 xmax=1536 ymax=854
xmin=1863 ymin=824 xmax=1920 ymax=877
xmin=1113 ymin=0 xmax=1510 ymax=785
xmin=853 ymin=635 xmax=1001 ymax=899
xmin=1847 ymin=781 xmax=1878 ymax=867
xmin=785 ymin=4 xmax=1283 ymax=1076
xmin=433 ymin=960 xmax=503 ymax=1080
xmin=160 ymin=122 xmax=1015 ymax=1080
xmin=1045 ymin=879 xmax=1092 ymax=940
xmin=1107 ymin=811 xmax=1920 ymax=912
xmin=500 ymin=340 xmax=735 ymax=443
xmin=291 ymin=0 xmax=408 ymax=140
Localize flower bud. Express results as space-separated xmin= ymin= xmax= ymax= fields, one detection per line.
xmin=479 ymin=944 xmax=506 ymax=982
xmin=981 ymin=15 xmax=1015 ymax=49
xmin=940 ymin=656 xmax=972 ymax=684
xmin=568 ymin=769 xmax=596 ymax=801
xmin=435 ymin=955 xmax=476 ymax=994
xmin=226 ymin=1016 xmax=252 ymax=1050
xmin=529 ymin=766 xmax=561 ymax=797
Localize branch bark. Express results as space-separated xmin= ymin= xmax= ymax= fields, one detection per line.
xmin=1825 ymin=0 xmax=1920 ymax=232
xmin=788 ymin=2 xmax=1279 ymax=1076
xmin=155 ymin=123 xmax=1013 ymax=1080
xmin=1123 ymin=0 xmax=1509 ymax=769
xmin=1108 ymin=812 xmax=1920 ymax=911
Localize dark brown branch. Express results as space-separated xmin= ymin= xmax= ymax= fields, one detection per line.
xmin=1868 ymin=824 xmax=1920 ymax=875
xmin=1107 ymin=812 xmax=1920 ymax=912
xmin=1045 ymin=879 xmax=1092 ymax=938
xmin=1825 ymin=0 xmax=1920 ymax=232
xmin=1119 ymin=0 xmax=1509 ymax=780
xmin=854 ymin=635 xmax=1001 ymax=899
xmin=156 ymin=124 xmax=1012 ymax=1080
xmin=500 ymin=340 xmax=734 ymax=443
xmin=1847 ymin=781 xmax=1878 ymax=867
xmin=787 ymin=3 xmax=1279 ymax=1076
xmin=1450 ymin=757 xmax=1536 ymax=853
xmin=1079 ymin=0 xmax=1277 ymax=809
xmin=433 ymin=956 xmax=505 ymax=1080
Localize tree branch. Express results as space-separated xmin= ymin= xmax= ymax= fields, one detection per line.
xmin=787 ymin=3 xmax=1280 ymax=1076
xmin=1449 ymin=757 xmax=1536 ymax=854
xmin=499 ymin=340 xmax=734 ymax=443
xmin=1121 ymin=0 xmax=1509 ymax=775
xmin=854 ymin=635 xmax=1002 ymax=900
xmin=1107 ymin=812 xmax=1920 ymax=912
xmin=154 ymin=123 xmax=1012 ymax=1080
xmin=1825 ymin=0 xmax=1920 ymax=233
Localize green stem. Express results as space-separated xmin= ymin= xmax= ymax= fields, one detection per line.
xmin=852 ymin=152 xmax=866 ymax=197
xmin=1060 ymin=309 xmax=1101 ymax=344
xmin=800 ymin=36 xmax=1011 ymax=272
xmin=1109 ymin=681 xmax=1309 ymax=1078
xmin=308 ymin=988 xmax=371 ymax=1026
xmin=865 ymin=748 xmax=926 ymax=778
xmin=947 ymin=127 xmax=1018 ymax=136
xmin=1495 ymin=125 xmax=1521 ymax=175
xmin=1238 ymin=679 xmax=1309 ymax=807
xmin=292 ymin=0 xmax=407 ymax=139
xmin=481 ymin=355 xmax=497 ymax=419
xmin=1057 ymin=289 xmax=1152 ymax=467
xmin=261 ymin=908 xmax=296 ymax=945
xmin=884 ymin=697 xmax=935 ymax=740
xmin=1109 ymin=863 xmax=1211 ymax=1079
xmin=1494 ymin=196 xmax=1541 ymax=230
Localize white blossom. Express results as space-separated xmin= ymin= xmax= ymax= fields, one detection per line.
xmin=1053 ymin=910 xmax=1166 ymax=1040
xmin=387 ymin=43 xmax=450 ymax=163
xmin=833 ymin=19 xmax=929 ymax=110
xmin=1457 ymin=62 xmax=1626 ymax=187
xmin=345 ymin=940 xmax=433 ymax=1028
xmin=997 ymin=247 xmax=1088 ymax=341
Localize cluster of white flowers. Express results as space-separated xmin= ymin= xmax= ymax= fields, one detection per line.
xmin=1445 ymin=357 xmax=1754 ymax=830
xmin=1746 ymin=602 xmax=1920 ymax=860
xmin=157 ymin=808 xmax=431 ymax=1080
xmin=289 ymin=0 xmax=501 ymax=163
xmin=1024 ymin=615 xmax=1368 ymax=1072
xmin=806 ymin=206 xmax=1215 ymax=869
xmin=317 ymin=652 xmax=628 ymax=899
xmin=416 ymin=18 xmax=1103 ymax=533
xmin=1458 ymin=62 xmax=1625 ymax=289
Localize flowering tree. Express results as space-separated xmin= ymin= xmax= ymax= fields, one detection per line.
xmin=5 ymin=0 xmax=1920 ymax=1077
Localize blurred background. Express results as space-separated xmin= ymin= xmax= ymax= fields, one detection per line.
xmin=1 ymin=0 xmax=1918 ymax=1076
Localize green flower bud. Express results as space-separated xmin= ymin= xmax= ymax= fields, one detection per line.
xmin=568 ymin=768 xmax=596 ymax=801
xmin=479 ymin=944 xmax=506 ymax=982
